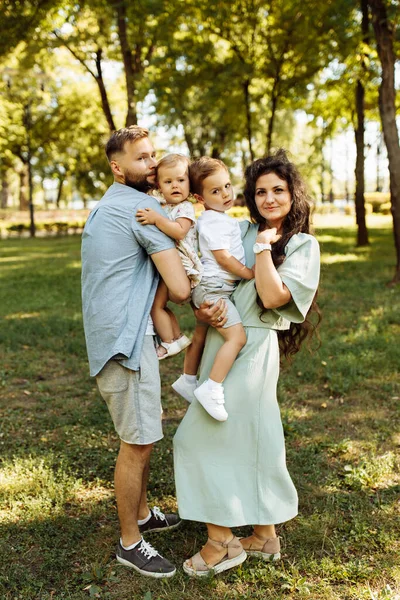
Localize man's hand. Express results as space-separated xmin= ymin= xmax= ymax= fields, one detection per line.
xmin=136 ymin=207 xmax=158 ymax=226
xmin=194 ymin=299 xmax=228 ymax=328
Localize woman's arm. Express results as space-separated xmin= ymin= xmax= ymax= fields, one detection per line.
xmin=254 ymin=228 xmax=291 ymax=309
xmin=136 ymin=208 xmax=192 ymax=241
xmin=212 ymin=250 xmax=254 ymax=280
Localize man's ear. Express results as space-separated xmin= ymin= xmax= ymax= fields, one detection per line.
xmin=110 ymin=160 xmax=123 ymax=178
xmin=193 ymin=193 xmax=204 ymax=204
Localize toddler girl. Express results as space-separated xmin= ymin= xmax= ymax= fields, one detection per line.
xmin=136 ymin=154 xmax=202 ymax=359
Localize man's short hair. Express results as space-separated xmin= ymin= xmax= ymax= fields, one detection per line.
xmin=105 ymin=125 xmax=149 ymax=162
xmin=189 ymin=157 xmax=228 ymax=196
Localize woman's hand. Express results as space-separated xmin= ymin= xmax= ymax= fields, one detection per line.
xmin=193 ymin=299 xmax=228 ymax=328
xmin=256 ymin=227 xmax=281 ymax=245
xmin=136 ymin=207 xmax=158 ymax=225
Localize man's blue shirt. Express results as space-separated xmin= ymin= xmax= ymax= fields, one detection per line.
xmin=81 ymin=182 xmax=175 ymax=376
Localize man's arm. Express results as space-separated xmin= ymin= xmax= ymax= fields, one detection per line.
xmin=151 ymin=248 xmax=191 ymax=304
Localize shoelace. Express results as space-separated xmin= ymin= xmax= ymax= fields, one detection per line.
xmin=152 ymin=506 xmax=166 ymax=521
xmin=138 ymin=540 xmax=158 ymax=559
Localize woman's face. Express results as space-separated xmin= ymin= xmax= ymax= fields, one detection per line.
xmin=255 ymin=172 xmax=292 ymax=232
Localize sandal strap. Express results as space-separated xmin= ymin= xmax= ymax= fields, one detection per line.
xmin=207 ymin=536 xmax=243 ymax=559
xmin=190 ymin=550 xmax=210 ymax=572
xmin=252 ymin=532 xmax=280 ymax=553
xmin=253 ymin=531 xmax=279 ymax=543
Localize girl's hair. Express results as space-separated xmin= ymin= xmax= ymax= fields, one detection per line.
xmin=156 ymin=153 xmax=190 ymax=175
xmin=189 ymin=157 xmax=228 ymax=196
xmin=244 ymin=149 xmax=321 ymax=359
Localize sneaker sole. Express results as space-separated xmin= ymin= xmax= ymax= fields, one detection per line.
xmin=116 ymin=555 xmax=176 ymax=578
xmin=246 ymin=550 xmax=281 ymax=561
xmin=183 ymin=549 xmax=247 ymax=577
xmin=140 ymin=520 xmax=182 ymax=534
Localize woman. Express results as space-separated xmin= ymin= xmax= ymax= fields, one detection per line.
xmin=173 ymin=150 xmax=321 ymax=575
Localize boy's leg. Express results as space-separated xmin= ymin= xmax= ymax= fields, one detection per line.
xmin=183 ymin=321 xmax=208 ymax=375
xmin=209 ymin=323 xmax=246 ymax=382
xmin=193 ymin=297 xmax=245 ymax=420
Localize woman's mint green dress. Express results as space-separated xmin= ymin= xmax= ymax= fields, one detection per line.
xmin=173 ymin=222 xmax=320 ymax=527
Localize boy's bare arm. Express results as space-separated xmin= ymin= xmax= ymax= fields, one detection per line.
xmin=212 ymin=249 xmax=254 ymax=280
xmin=136 ymin=208 xmax=191 ymax=241
xmin=151 ymin=248 xmax=190 ymax=303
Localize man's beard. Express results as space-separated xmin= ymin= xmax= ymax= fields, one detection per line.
xmin=124 ymin=171 xmax=156 ymax=193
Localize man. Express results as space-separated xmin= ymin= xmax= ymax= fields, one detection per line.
xmin=81 ymin=126 xmax=191 ymax=578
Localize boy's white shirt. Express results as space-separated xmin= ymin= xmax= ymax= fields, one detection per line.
xmin=197 ymin=210 xmax=245 ymax=281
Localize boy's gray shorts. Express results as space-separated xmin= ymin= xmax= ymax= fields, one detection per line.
xmin=96 ymin=336 xmax=162 ymax=445
xmin=192 ymin=276 xmax=242 ymax=328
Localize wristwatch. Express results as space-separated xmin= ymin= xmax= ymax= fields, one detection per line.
xmin=253 ymin=242 xmax=272 ymax=254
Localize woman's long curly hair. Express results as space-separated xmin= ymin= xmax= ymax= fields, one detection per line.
xmin=244 ymin=149 xmax=321 ymax=359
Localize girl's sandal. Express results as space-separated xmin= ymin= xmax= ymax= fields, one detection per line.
xmin=157 ymin=340 xmax=182 ymax=360
xmin=157 ymin=335 xmax=191 ymax=360
xmin=241 ymin=532 xmax=281 ymax=561
xmin=183 ymin=536 xmax=247 ymax=577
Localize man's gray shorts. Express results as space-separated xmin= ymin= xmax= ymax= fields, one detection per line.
xmin=191 ymin=276 xmax=242 ymax=328
xmin=96 ymin=336 xmax=162 ymax=445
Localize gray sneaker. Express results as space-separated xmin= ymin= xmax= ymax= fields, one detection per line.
xmin=139 ymin=506 xmax=181 ymax=534
xmin=116 ymin=539 xmax=176 ymax=578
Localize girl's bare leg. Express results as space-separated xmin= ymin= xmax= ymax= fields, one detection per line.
xmin=183 ymin=322 xmax=208 ymax=376
xmin=151 ymin=280 xmax=176 ymax=345
xmin=164 ymin=306 xmax=181 ymax=340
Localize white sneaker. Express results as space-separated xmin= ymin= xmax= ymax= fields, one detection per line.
xmin=194 ymin=381 xmax=228 ymax=422
xmin=171 ymin=375 xmax=198 ymax=404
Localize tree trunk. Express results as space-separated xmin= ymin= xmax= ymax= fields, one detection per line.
xmin=354 ymin=0 xmax=369 ymax=246
xmin=113 ymin=0 xmax=138 ymax=127
xmin=1 ymin=174 xmax=9 ymax=208
xmin=243 ymin=79 xmax=254 ymax=161
xmin=265 ymin=80 xmax=279 ymax=156
xmin=354 ymin=80 xmax=369 ymax=245
xmin=368 ymin=0 xmax=400 ymax=283
xmin=95 ymin=49 xmax=116 ymax=132
xmin=56 ymin=173 xmax=65 ymax=208
xmin=18 ymin=164 xmax=29 ymax=211
xmin=183 ymin=128 xmax=195 ymax=157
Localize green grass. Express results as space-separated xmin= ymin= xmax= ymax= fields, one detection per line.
xmin=1 ymin=217 xmax=399 ymax=600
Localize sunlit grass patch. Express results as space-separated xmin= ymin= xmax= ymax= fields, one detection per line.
xmin=321 ymin=252 xmax=368 ymax=264
xmin=0 ymin=455 xmax=82 ymax=522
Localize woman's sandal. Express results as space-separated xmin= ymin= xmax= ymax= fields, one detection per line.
xmin=157 ymin=335 xmax=191 ymax=360
xmin=183 ymin=536 xmax=247 ymax=577
xmin=241 ymin=532 xmax=281 ymax=561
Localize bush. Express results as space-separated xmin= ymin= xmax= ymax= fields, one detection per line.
xmin=364 ymin=192 xmax=390 ymax=213
xmin=344 ymin=205 xmax=354 ymax=216
xmin=7 ymin=223 xmax=29 ymax=236
xmin=380 ymin=202 xmax=391 ymax=215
